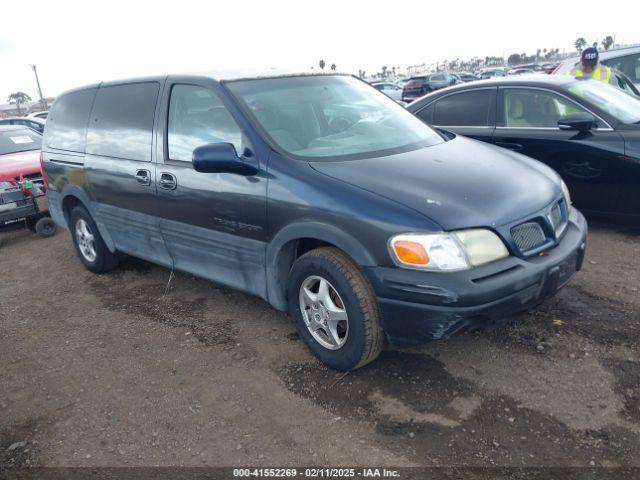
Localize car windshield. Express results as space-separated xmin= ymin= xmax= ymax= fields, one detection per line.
xmin=567 ymin=80 xmax=640 ymax=124
xmin=227 ymin=75 xmax=443 ymax=160
xmin=0 ymin=128 xmax=42 ymax=156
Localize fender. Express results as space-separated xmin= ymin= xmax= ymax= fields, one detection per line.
xmin=266 ymin=221 xmax=377 ymax=310
xmin=58 ymin=184 xmax=117 ymax=253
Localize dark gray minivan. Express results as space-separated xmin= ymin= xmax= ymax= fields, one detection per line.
xmin=43 ymin=73 xmax=587 ymax=370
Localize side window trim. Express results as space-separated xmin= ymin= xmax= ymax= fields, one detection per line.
xmin=496 ymin=86 xmax=613 ymax=131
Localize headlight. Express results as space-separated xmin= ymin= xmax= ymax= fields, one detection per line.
xmin=389 ymin=229 xmax=509 ymax=271
xmin=561 ymin=180 xmax=572 ymax=212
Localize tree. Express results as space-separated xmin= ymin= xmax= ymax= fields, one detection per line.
xmin=575 ymin=37 xmax=587 ymax=53
xmin=7 ymin=92 xmax=32 ymax=115
xmin=602 ymin=35 xmax=614 ymax=50
xmin=330 ymin=63 xmax=336 ymax=71
xmin=319 ymin=59 xmax=325 ymax=71
xmin=381 ymin=65 xmax=388 ymax=78
xmin=507 ymin=53 xmax=523 ymax=66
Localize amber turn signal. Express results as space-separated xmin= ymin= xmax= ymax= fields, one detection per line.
xmin=392 ymin=240 xmax=430 ymax=266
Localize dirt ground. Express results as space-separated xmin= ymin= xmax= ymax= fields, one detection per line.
xmin=1 ymin=220 xmax=639 ymax=470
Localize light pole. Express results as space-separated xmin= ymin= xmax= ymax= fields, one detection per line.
xmin=30 ymin=64 xmax=47 ymax=111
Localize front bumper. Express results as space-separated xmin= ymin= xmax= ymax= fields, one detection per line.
xmin=365 ymin=209 xmax=588 ymax=348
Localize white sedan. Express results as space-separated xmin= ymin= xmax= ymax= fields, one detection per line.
xmin=371 ymin=82 xmax=403 ymax=101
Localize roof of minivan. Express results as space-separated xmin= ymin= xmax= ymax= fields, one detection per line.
xmin=54 ymin=70 xmax=353 ymax=98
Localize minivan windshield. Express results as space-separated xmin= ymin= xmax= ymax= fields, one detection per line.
xmin=567 ymin=79 xmax=640 ymax=124
xmin=0 ymin=128 xmax=42 ymax=156
xmin=227 ymin=75 xmax=443 ymax=160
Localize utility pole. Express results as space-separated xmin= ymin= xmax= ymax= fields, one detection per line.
xmin=30 ymin=64 xmax=47 ymax=111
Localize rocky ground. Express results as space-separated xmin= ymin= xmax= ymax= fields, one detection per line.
xmin=1 ymin=220 xmax=638 ymax=473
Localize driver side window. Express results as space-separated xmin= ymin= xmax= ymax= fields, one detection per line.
xmin=503 ymin=89 xmax=586 ymax=128
xmin=168 ymin=85 xmax=244 ymax=162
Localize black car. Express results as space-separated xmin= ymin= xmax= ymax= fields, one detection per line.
xmin=0 ymin=116 xmax=46 ymax=134
xmin=402 ymin=72 xmax=458 ymax=102
xmin=43 ymin=73 xmax=586 ymax=370
xmin=407 ymin=75 xmax=640 ymax=220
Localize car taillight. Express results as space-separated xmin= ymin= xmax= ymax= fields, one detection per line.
xmin=39 ymin=151 xmax=49 ymax=189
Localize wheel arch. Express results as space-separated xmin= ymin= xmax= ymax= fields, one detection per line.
xmin=59 ymin=186 xmax=116 ymax=253
xmin=266 ymin=222 xmax=377 ymax=311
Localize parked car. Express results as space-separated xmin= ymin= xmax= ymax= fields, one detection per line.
xmin=479 ymin=68 xmax=506 ymax=80
xmin=454 ymin=72 xmax=479 ymax=83
xmin=407 ymin=75 xmax=640 ymax=220
xmin=554 ymin=45 xmax=640 ymax=87
xmin=402 ymin=72 xmax=458 ymax=102
xmin=28 ymin=111 xmax=49 ymax=119
xmin=370 ymin=81 xmax=403 ymax=101
xmin=0 ymin=126 xmax=55 ymax=235
xmin=43 ymin=73 xmax=586 ymax=370
xmin=512 ymin=63 xmax=544 ymax=72
xmin=508 ymin=68 xmax=536 ymax=76
xmin=541 ymin=63 xmax=560 ymax=74
xmin=0 ymin=116 xmax=46 ymax=134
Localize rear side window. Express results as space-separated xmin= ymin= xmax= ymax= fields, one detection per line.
xmin=45 ymin=88 xmax=96 ymax=152
xmin=433 ymin=90 xmax=493 ymax=126
xmin=86 ymin=82 xmax=159 ymax=162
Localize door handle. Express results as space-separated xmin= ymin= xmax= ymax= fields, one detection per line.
xmin=134 ymin=169 xmax=151 ymax=186
xmin=158 ymin=172 xmax=177 ymax=190
xmin=494 ymin=141 xmax=524 ymax=151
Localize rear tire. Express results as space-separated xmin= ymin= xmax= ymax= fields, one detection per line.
xmin=70 ymin=205 xmax=119 ymax=273
xmin=287 ymin=247 xmax=384 ymax=371
xmin=35 ymin=217 xmax=56 ymax=238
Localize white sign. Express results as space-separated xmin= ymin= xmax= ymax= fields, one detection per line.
xmin=10 ymin=136 xmax=34 ymax=144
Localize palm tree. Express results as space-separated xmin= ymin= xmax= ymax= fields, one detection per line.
xmin=7 ymin=92 xmax=32 ymax=115
xmin=319 ymin=59 xmax=325 ymax=71
xmin=330 ymin=63 xmax=336 ymax=71
xmin=602 ymin=36 xmax=614 ymax=50
xmin=575 ymin=37 xmax=587 ymax=53
xmin=381 ymin=66 xmax=387 ymax=78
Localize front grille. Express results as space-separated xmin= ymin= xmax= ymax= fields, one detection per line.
xmin=511 ymin=221 xmax=546 ymax=251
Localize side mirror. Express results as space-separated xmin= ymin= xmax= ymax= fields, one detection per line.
xmin=192 ymin=143 xmax=258 ymax=176
xmin=558 ymin=112 xmax=596 ymax=132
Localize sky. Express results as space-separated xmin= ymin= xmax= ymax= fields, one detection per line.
xmin=1 ymin=0 xmax=638 ymax=102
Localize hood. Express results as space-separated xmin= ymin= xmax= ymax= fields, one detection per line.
xmin=310 ymin=136 xmax=561 ymax=230
xmin=0 ymin=149 xmax=41 ymax=182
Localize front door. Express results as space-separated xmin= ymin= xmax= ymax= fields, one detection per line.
xmin=154 ymin=79 xmax=268 ymax=298
xmin=493 ymin=87 xmax=626 ymax=215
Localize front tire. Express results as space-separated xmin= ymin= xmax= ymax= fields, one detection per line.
xmin=70 ymin=205 xmax=119 ymax=273
xmin=287 ymin=247 xmax=384 ymax=371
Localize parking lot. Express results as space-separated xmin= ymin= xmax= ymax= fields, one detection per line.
xmin=1 ymin=219 xmax=638 ymax=469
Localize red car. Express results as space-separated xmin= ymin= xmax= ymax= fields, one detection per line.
xmin=0 ymin=125 xmax=55 ymax=236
